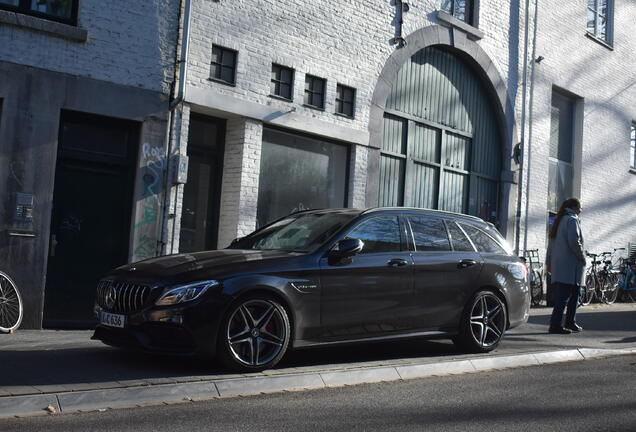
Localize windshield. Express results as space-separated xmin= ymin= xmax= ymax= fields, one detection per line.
xmin=229 ymin=212 xmax=356 ymax=253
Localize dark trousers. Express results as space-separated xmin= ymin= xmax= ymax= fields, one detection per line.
xmin=549 ymin=282 xmax=580 ymax=328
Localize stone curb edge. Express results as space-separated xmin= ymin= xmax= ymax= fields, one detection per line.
xmin=2 ymin=347 xmax=634 ymax=418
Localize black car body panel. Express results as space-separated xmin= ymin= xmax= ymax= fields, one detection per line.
xmin=92 ymin=207 xmax=530 ymax=363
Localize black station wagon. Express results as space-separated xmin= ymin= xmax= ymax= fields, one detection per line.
xmin=93 ymin=208 xmax=530 ymax=371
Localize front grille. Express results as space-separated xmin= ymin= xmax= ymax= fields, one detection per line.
xmin=96 ymin=280 xmax=151 ymax=314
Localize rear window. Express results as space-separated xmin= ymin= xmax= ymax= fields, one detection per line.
xmin=446 ymin=221 xmax=475 ymax=251
xmin=459 ymin=223 xmax=508 ymax=254
xmin=408 ymin=216 xmax=450 ymax=251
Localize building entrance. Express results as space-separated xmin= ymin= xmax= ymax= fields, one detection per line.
xmin=43 ymin=111 xmax=138 ymax=327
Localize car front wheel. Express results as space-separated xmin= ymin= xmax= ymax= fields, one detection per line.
xmin=217 ymin=295 xmax=291 ymax=372
xmin=453 ymin=290 xmax=507 ymax=353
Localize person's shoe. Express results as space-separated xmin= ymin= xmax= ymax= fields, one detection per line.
xmin=548 ymin=326 xmax=572 ymax=334
xmin=565 ymin=322 xmax=583 ymax=332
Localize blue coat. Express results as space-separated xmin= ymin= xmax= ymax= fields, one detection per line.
xmin=546 ymin=209 xmax=586 ymax=286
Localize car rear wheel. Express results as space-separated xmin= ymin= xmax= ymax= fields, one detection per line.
xmin=453 ymin=290 xmax=507 ymax=353
xmin=217 ymin=295 xmax=291 ymax=372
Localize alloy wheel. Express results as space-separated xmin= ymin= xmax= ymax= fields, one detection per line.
xmin=469 ymin=293 xmax=506 ymax=348
xmin=226 ymin=299 xmax=287 ymax=367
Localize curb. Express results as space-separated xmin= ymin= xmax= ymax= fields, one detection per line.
xmin=2 ymin=347 xmax=634 ymax=418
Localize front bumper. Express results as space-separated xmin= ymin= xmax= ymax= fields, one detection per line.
xmin=92 ymin=298 xmax=228 ymax=356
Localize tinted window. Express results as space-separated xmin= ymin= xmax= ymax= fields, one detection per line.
xmin=408 ymin=217 xmax=450 ymax=251
xmin=460 ymin=223 xmax=507 ymax=254
xmin=346 ymin=216 xmax=401 ymax=254
xmin=231 ymin=212 xmax=356 ymax=252
xmin=446 ymin=221 xmax=475 ymax=251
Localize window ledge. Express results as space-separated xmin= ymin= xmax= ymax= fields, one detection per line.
xmin=334 ymin=112 xmax=355 ymax=120
xmin=0 ymin=9 xmax=87 ymax=42
xmin=302 ymin=103 xmax=325 ymax=112
xmin=268 ymin=94 xmax=293 ymax=103
xmin=208 ymin=77 xmax=236 ymax=87
xmin=585 ymin=32 xmax=614 ymax=50
xmin=435 ymin=10 xmax=483 ymax=41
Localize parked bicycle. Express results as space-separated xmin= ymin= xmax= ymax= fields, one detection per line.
xmin=581 ymin=251 xmax=607 ymax=306
xmin=617 ymin=243 xmax=636 ymax=303
xmin=0 ymin=271 xmax=23 ymax=333
xmin=524 ymin=249 xmax=544 ymax=306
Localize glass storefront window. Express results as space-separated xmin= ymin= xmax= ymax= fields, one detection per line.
xmin=257 ymin=129 xmax=348 ymax=228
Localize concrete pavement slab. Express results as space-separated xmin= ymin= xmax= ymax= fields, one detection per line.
xmin=0 ymin=394 xmax=60 ymax=418
xmin=215 ymin=373 xmax=324 ymax=397
xmin=320 ymin=367 xmax=401 ymax=387
xmin=395 ymin=359 xmax=476 ymax=379
xmin=57 ymin=382 xmax=219 ymax=412
xmin=470 ymin=353 xmax=541 ymax=371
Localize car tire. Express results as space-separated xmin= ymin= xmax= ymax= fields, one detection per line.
xmin=453 ymin=290 xmax=507 ymax=353
xmin=217 ymin=294 xmax=291 ymax=372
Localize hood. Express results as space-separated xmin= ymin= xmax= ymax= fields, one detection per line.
xmin=106 ymin=249 xmax=305 ymax=285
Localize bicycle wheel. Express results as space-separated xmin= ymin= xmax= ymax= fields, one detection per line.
xmin=580 ymin=274 xmax=596 ymax=306
xmin=530 ymin=271 xmax=543 ymax=306
xmin=0 ymin=271 xmax=23 ymax=333
xmin=602 ymin=273 xmax=619 ymax=304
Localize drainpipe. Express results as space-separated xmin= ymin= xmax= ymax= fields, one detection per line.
xmin=161 ymin=0 xmax=192 ymax=255
xmin=522 ymin=0 xmax=540 ymax=254
xmin=514 ymin=0 xmax=533 ymax=255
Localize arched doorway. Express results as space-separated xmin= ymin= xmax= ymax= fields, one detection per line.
xmin=378 ymin=46 xmax=502 ymax=223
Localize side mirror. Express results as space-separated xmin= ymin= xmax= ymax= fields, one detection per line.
xmin=229 ymin=237 xmax=242 ymax=247
xmin=328 ymin=238 xmax=364 ymax=265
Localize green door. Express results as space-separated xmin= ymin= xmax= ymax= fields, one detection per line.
xmin=380 ymin=46 xmax=501 ymax=222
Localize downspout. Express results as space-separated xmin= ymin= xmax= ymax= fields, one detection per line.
xmin=514 ymin=0 xmax=532 ymax=255
xmin=522 ymin=0 xmax=540 ymax=253
xmin=161 ymin=0 xmax=192 ymax=255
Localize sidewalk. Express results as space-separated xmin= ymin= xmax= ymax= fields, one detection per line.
xmin=1 ymin=303 xmax=635 ymax=417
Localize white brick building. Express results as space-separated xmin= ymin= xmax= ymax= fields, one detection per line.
xmin=170 ymin=0 xmax=634 ymax=264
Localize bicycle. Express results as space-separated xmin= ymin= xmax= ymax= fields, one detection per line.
xmin=581 ymin=251 xmax=603 ymax=306
xmin=523 ymin=249 xmax=544 ymax=306
xmin=594 ymin=250 xmax=621 ymax=304
xmin=0 ymin=271 xmax=23 ymax=333
xmin=617 ymin=243 xmax=636 ymax=303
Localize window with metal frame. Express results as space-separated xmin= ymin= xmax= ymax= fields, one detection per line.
xmin=440 ymin=0 xmax=474 ymax=25
xmin=270 ymin=64 xmax=294 ymax=101
xmin=0 ymin=0 xmax=78 ymax=24
xmin=335 ymin=84 xmax=355 ymax=118
xmin=631 ymin=123 xmax=635 ymax=170
xmin=210 ymin=45 xmax=237 ymax=85
xmin=547 ymin=90 xmax=576 ymax=213
xmin=304 ymin=74 xmax=326 ymax=109
xmin=446 ymin=221 xmax=475 ymax=251
xmin=586 ymin=0 xmax=613 ymax=44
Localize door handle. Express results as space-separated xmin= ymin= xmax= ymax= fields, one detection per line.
xmin=458 ymin=259 xmax=477 ymax=269
xmin=388 ymin=258 xmax=409 ymax=267
xmin=50 ymin=234 xmax=58 ymax=257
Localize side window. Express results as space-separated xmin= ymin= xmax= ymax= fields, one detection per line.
xmin=446 ymin=221 xmax=475 ymax=251
xmin=408 ymin=216 xmax=450 ymax=251
xmin=346 ymin=216 xmax=401 ymax=254
xmin=459 ymin=223 xmax=507 ymax=254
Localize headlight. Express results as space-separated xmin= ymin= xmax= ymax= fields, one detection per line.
xmin=155 ymin=280 xmax=219 ymax=306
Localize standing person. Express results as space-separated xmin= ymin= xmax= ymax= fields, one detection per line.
xmin=546 ymin=198 xmax=585 ymax=334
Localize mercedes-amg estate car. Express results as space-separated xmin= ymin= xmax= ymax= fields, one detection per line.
xmin=92 ymin=208 xmax=530 ymax=371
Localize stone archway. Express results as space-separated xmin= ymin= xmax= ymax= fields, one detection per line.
xmin=367 ymin=25 xmax=519 ymax=237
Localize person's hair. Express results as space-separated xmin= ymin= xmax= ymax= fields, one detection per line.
xmin=548 ymin=197 xmax=581 ymax=239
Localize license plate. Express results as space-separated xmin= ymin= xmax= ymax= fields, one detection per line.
xmin=99 ymin=311 xmax=125 ymax=328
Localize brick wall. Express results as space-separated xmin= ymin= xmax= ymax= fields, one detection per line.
xmin=522 ymin=0 xmax=636 ymax=258
xmin=0 ymin=0 xmax=179 ymax=93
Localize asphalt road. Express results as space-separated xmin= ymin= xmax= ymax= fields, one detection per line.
xmin=2 ymin=353 xmax=635 ymax=431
